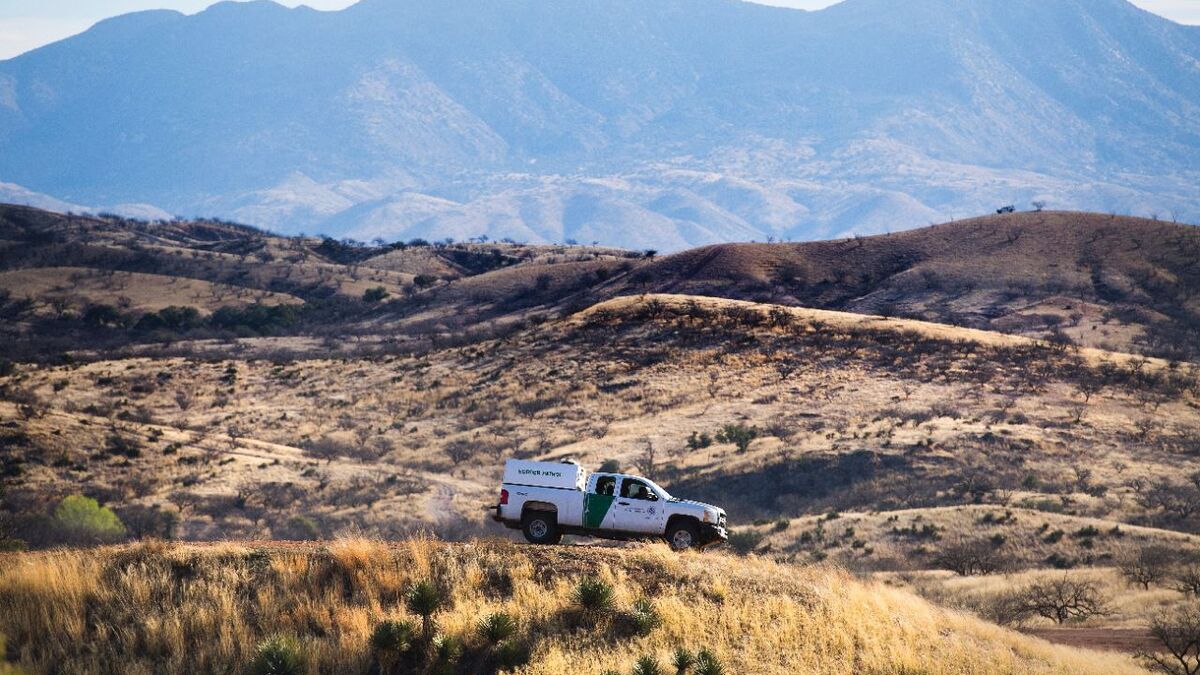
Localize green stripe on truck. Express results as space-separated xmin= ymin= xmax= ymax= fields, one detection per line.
xmin=583 ymin=493 xmax=615 ymax=529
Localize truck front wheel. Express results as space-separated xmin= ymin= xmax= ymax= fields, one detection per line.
xmin=522 ymin=511 xmax=562 ymax=545
xmin=666 ymin=520 xmax=700 ymax=552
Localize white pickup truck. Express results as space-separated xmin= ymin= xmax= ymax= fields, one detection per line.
xmin=491 ymin=459 xmax=728 ymax=551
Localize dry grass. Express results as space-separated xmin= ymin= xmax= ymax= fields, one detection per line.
xmin=889 ymin=566 xmax=1195 ymax=630
xmin=0 ymin=267 xmax=302 ymax=315
xmin=0 ymin=540 xmax=1147 ymax=675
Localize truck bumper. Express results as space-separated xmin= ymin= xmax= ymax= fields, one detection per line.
xmin=699 ymin=524 xmax=728 ymax=547
xmin=488 ymin=505 xmax=521 ymax=529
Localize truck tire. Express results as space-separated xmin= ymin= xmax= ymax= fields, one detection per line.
xmin=666 ymin=520 xmax=700 ymax=552
xmin=522 ymin=511 xmax=562 ymax=545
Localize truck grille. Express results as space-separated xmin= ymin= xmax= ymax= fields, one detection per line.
xmin=718 ymin=514 xmax=727 ymax=529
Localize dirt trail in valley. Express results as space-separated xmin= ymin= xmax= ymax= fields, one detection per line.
xmin=1024 ymin=627 xmax=1157 ymax=654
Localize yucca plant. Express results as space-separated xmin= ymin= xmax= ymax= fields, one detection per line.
xmin=405 ymin=581 xmax=445 ymax=642
xmin=671 ymin=647 xmax=695 ymax=675
xmin=370 ymin=619 xmax=415 ymax=671
xmin=630 ymin=598 xmax=661 ymax=637
xmin=694 ymin=649 xmax=725 ymax=675
xmin=574 ymin=577 xmax=615 ymax=614
xmin=477 ymin=612 xmax=518 ymax=645
xmin=429 ymin=634 xmax=463 ymax=675
xmin=248 ymin=635 xmax=306 ymax=675
xmin=632 ymin=655 xmax=663 ymax=675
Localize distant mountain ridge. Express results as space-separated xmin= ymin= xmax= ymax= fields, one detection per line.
xmin=0 ymin=0 xmax=1198 ymax=249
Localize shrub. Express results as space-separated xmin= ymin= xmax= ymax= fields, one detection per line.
xmin=599 ymin=459 xmax=622 ymax=473
xmin=686 ymin=432 xmax=713 ymax=451
xmin=629 ymin=598 xmax=661 ymax=637
xmin=362 ymin=286 xmax=389 ymax=303
xmin=493 ymin=640 xmax=531 ymax=670
xmin=405 ymin=581 xmax=445 ymax=641
xmin=728 ymin=529 xmax=765 ymax=555
xmin=52 ymin=495 xmax=125 ymax=545
xmin=671 ymin=648 xmax=695 ymax=675
xmin=429 ymin=635 xmax=462 ymax=675
xmin=248 ymin=635 xmax=306 ymax=675
xmin=0 ymin=632 xmax=24 ymax=675
xmin=370 ymin=619 xmax=415 ymax=670
xmin=716 ymin=424 xmax=758 ymax=454
xmin=632 ymin=655 xmax=663 ymax=675
xmin=694 ymin=650 xmax=726 ymax=675
xmin=278 ymin=516 xmax=321 ymax=541
xmin=476 ymin=612 xmax=517 ymax=644
xmin=574 ymin=577 xmax=615 ymax=614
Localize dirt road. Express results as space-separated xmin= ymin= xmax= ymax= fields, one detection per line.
xmin=1024 ymin=627 xmax=1158 ymax=654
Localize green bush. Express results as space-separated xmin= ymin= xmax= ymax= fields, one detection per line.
xmin=362 ymin=286 xmax=389 ymax=303
xmin=715 ymin=424 xmax=758 ymax=454
xmin=429 ymin=635 xmax=462 ymax=675
xmin=694 ymin=650 xmax=726 ymax=675
xmin=574 ymin=577 xmax=615 ymax=614
xmin=477 ymin=612 xmax=518 ymax=644
xmin=370 ymin=619 xmax=415 ymax=662
xmin=727 ymin=529 xmax=765 ymax=555
xmin=629 ymin=598 xmax=661 ymax=637
xmin=248 ymin=635 xmax=306 ymax=675
xmin=671 ymin=648 xmax=695 ymax=675
xmin=632 ymin=655 xmax=663 ymax=675
xmin=52 ymin=495 xmax=125 ymax=545
xmin=405 ymin=581 xmax=445 ymax=641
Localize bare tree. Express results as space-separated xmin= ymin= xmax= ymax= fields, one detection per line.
xmin=1139 ymin=605 xmax=1200 ymax=675
xmin=1013 ymin=576 xmax=1109 ymax=625
xmin=634 ymin=439 xmax=657 ymax=478
xmin=935 ymin=538 xmax=1011 ymax=576
xmin=1174 ymin=565 xmax=1200 ymax=597
xmin=1120 ymin=546 xmax=1180 ymax=590
xmin=1032 ymin=200 xmax=1048 ymax=212
xmin=443 ymin=439 xmax=474 ymax=466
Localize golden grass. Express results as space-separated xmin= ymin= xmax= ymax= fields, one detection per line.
xmin=0 ymin=541 xmax=1145 ymax=675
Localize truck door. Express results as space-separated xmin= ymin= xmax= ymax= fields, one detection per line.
xmin=583 ymin=474 xmax=618 ymax=530
xmin=613 ymin=477 xmax=666 ymax=534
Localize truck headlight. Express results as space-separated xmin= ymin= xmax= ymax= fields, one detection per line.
xmin=703 ymin=509 xmax=718 ymax=524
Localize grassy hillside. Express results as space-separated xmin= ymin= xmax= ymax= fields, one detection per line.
xmin=3 ymin=293 xmax=1197 ymax=555
xmin=3 ymin=205 xmax=1200 ymax=666
xmin=0 ymin=540 xmax=1146 ymax=675
xmin=621 ymin=212 xmax=1200 ymax=359
xmin=4 ymin=206 xmax=1199 ymax=362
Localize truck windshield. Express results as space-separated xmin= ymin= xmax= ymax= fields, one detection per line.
xmin=647 ymin=480 xmax=673 ymax=501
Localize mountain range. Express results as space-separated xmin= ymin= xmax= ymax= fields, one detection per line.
xmin=1 ymin=0 xmax=1198 ymax=249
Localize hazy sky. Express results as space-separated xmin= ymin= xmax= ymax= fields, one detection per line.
xmin=1 ymin=0 xmax=1198 ymax=60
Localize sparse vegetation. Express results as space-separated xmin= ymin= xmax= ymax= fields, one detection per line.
xmin=0 ymin=540 xmax=1147 ymax=674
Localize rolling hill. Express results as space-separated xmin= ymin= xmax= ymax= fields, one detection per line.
xmin=3 ymin=204 xmax=1200 ymax=669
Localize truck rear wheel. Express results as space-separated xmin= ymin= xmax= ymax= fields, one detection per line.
xmin=522 ymin=511 xmax=561 ymax=545
xmin=666 ymin=520 xmax=700 ymax=552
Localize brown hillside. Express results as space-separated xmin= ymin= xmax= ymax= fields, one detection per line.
xmin=621 ymin=212 xmax=1200 ymax=359
xmin=0 ymin=540 xmax=1146 ymax=675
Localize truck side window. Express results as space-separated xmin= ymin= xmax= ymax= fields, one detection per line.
xmin=595 ymin=476 xmax=616 ymax=496
xmin=621 ymin=479 xmax=656 ymax=501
